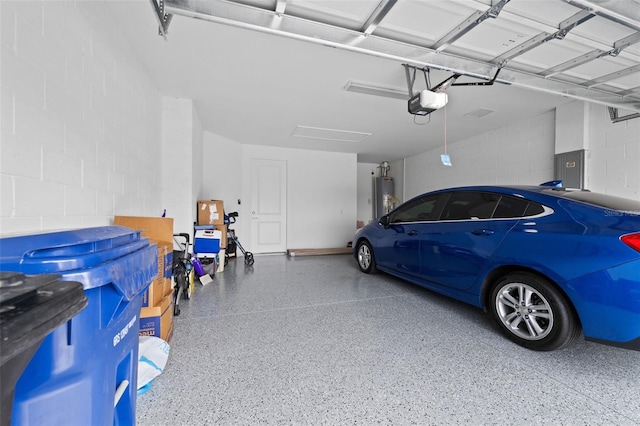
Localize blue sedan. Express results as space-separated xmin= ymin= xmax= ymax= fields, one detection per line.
xmin=354 ymin=183 xmax=640 ymax=351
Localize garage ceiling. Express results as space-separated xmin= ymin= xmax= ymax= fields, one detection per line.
xmin=105 ymin=0 xmax=640 ymax=163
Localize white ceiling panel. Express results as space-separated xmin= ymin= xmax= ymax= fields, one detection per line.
xmin=565 ymin=55 xmax=639 ymax=85
xmin=237 ymin=0 xmax=276 ymax=11
xmin=624 ymin=43 xmax=640 ymax=58
xmin=450 ymin=18 xmax=541 ymax=61
xmin=373 ymin=1 xmax=477 ymax=47
xmin=603 ymin=74 xmax=640 ymax=92
xmin=160 ymin=0 xmax=640 ymax=109
xmin=287 ymin=0 xmax=380 ymax=31
xmin=111 ymin=0 xmax=640 ymax=163
xmin=572 ymin=15 xmax=638 ymax=46
xmin=502 ymin=0 xmax=584 ymax=28
xmin=511 ymin=39 xmax=595 ymax=70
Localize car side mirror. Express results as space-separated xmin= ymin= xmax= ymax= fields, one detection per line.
xmin=379 ymin=215 xmax=390 ymax=227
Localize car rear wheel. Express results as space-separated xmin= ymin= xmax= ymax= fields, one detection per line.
xmin=489 ymin=273 xmax=580 ymax=351
xmin=357 ymin=240 xmax=376 ymax=274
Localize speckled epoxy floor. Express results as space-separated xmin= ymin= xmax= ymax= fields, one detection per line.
xmin=136 ymin=254 xmax=640 ymax=425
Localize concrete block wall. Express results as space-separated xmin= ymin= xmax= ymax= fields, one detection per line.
xmin=586 ymin=104 xmax=639 ymax=200
xmin=160 ymin=97 xmax=203 ymax=239
xmin=1 ymin=1 xmax=162 ymax=235
xmin=404 ymin=110 xmax=555 ymax=199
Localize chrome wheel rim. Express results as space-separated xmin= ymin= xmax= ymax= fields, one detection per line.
xmin=495 ymin=282 xmax=554 ymax=341
xmin=358 ymin=244 xmax=371 ymax=270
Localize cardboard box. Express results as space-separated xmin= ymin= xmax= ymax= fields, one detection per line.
xmin=164 ymin=277 xmax=174 ymax=299
xmin=140 ymin=240 xmax=173 ymax=307
xmin=197 ymin=200 xmax=225 ymax=225
xmin=114 ymin=216 xmax=174 ymax=243
xmin=154 ymin=241 xmax=174 ymax=280
xmin=142 ymin=277 xmax=164 ymax=307
xmin=139 ymin=293 xmax=174 ymax=342
xmin=215 ymin=224 xmax=228 ymax=248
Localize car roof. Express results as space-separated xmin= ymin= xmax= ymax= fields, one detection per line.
xmin=428 ymin=185 xmax=640 ymax=212
xmin=432 ymin=185 xmax=555 ymax=195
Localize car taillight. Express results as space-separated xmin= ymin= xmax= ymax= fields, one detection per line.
xmin=621 ymin=233 xmax=640 ymax=252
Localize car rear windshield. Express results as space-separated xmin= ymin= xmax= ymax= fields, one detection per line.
xmin=544 ymin=189 xmax=640 ymax=212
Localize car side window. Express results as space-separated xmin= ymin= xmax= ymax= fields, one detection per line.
xmin=389 ymin=194 xmax=441 ymax=223
xmin=524 ymin=202 xmax=545 ymax=217
xmin=441 ymin=192 xmax=499 ymax=220
xmin=493 ymin=196 xmax=529 ymax=218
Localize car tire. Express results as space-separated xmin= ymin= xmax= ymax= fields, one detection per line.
xmin=488 ymin=273 xmax=580 ymax=351
xmin=356 ymin=240 xmax=377 ymax=274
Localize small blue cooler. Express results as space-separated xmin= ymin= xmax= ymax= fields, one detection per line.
xmin=0 ymin=226 xmax=157 ymax=426
xmin=194 ymin=227 xmax=222 ymax=255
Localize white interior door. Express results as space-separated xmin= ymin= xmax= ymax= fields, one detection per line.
xmin=250 ymin=158 xmax=287 ymax=254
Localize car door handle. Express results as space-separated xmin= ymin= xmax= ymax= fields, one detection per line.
xmin=408 ymin=230 xmax=418 ymax=236
xmin=472 ymin=229 xmax=495 ymax=236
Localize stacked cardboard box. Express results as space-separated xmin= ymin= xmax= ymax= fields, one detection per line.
xmin=114 ymin=216 xmax=175 ymax=342
xmin=197 ymin=200 xmax=227 ymax=249
xmin=197 ymin=200 xmax=225 ymax=226
xmin=141 ymin=240 xmax=173 ymax=307
xmin=216 ymin=224 xmax=228 ymax=248
xmin=138 ymin=290 xmax=173 ymax=343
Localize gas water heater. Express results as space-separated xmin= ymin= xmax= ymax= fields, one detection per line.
xmin=373 ymin=161 xmax=395 ymax=219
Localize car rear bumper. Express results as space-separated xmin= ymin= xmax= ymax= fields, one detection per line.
xmin=565 ymin=259 xmax=640 ymax=350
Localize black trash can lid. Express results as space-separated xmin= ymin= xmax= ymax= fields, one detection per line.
xmin=0 ymin=272 xmax=88 ymax=365
xmin=1 ymin=272 xmax=52 ymax=305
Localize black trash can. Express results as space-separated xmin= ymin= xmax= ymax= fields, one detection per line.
xmin=0 ymin=272 xmax=87 ymax=426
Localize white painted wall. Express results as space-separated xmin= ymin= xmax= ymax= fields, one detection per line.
xmin=554 ymin=101 xmax=639 ymax=199
xmin=2 ymin=1 xmax=636 ymax=243
xmin=404 ymin=110 xmax=556 ymax=200
xmin=202 ymin=132 xmax=243 ymax=214
xmin=357 ymin=163 xmax=377 ymax=225
xmin=202 ymin=137 xmax=358 ymax=251
xmin=585 ymin=104 xmax=640 ymax=199
xmin=160 ymin=97 xmax=204 ymax=238
xmin=243 ymin=146 xmax=357 ymax=250
xmin=555 ymin=101 xmax=588 ymax=154
xmin=192 ymin=106 xmax=204 ymax=211
xmin=388 ymin=159 xmax=405 ymax=203
xmin=1 ymin=1 xmax=162 ymax=235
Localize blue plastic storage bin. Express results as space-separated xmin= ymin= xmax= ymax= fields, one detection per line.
xmin=0 ymin=226 xmax=157 ymax=426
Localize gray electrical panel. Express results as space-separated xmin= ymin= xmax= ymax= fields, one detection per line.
xmin=554 ymin=149 xmax=585 ymax=189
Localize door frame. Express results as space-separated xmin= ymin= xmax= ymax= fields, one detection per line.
xmin=246 ymin=157 xmax=287 ymax=254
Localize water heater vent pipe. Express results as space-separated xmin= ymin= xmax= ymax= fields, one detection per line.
xmin=379 ymin=161 xmax=390 ymax=177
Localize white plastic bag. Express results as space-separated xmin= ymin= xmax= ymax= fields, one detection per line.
xmin=137 ymin=336 xmax=170 ymax=392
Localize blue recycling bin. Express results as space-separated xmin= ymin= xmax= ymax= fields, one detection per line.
xmin=0 ymin=226 xmax=158 ymax=426
xmin=1 ymin=272 xmax=88 ymax=426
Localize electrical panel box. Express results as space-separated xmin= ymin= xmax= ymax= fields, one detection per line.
xmin=554 ymin=149 xmax=585 ymax=189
